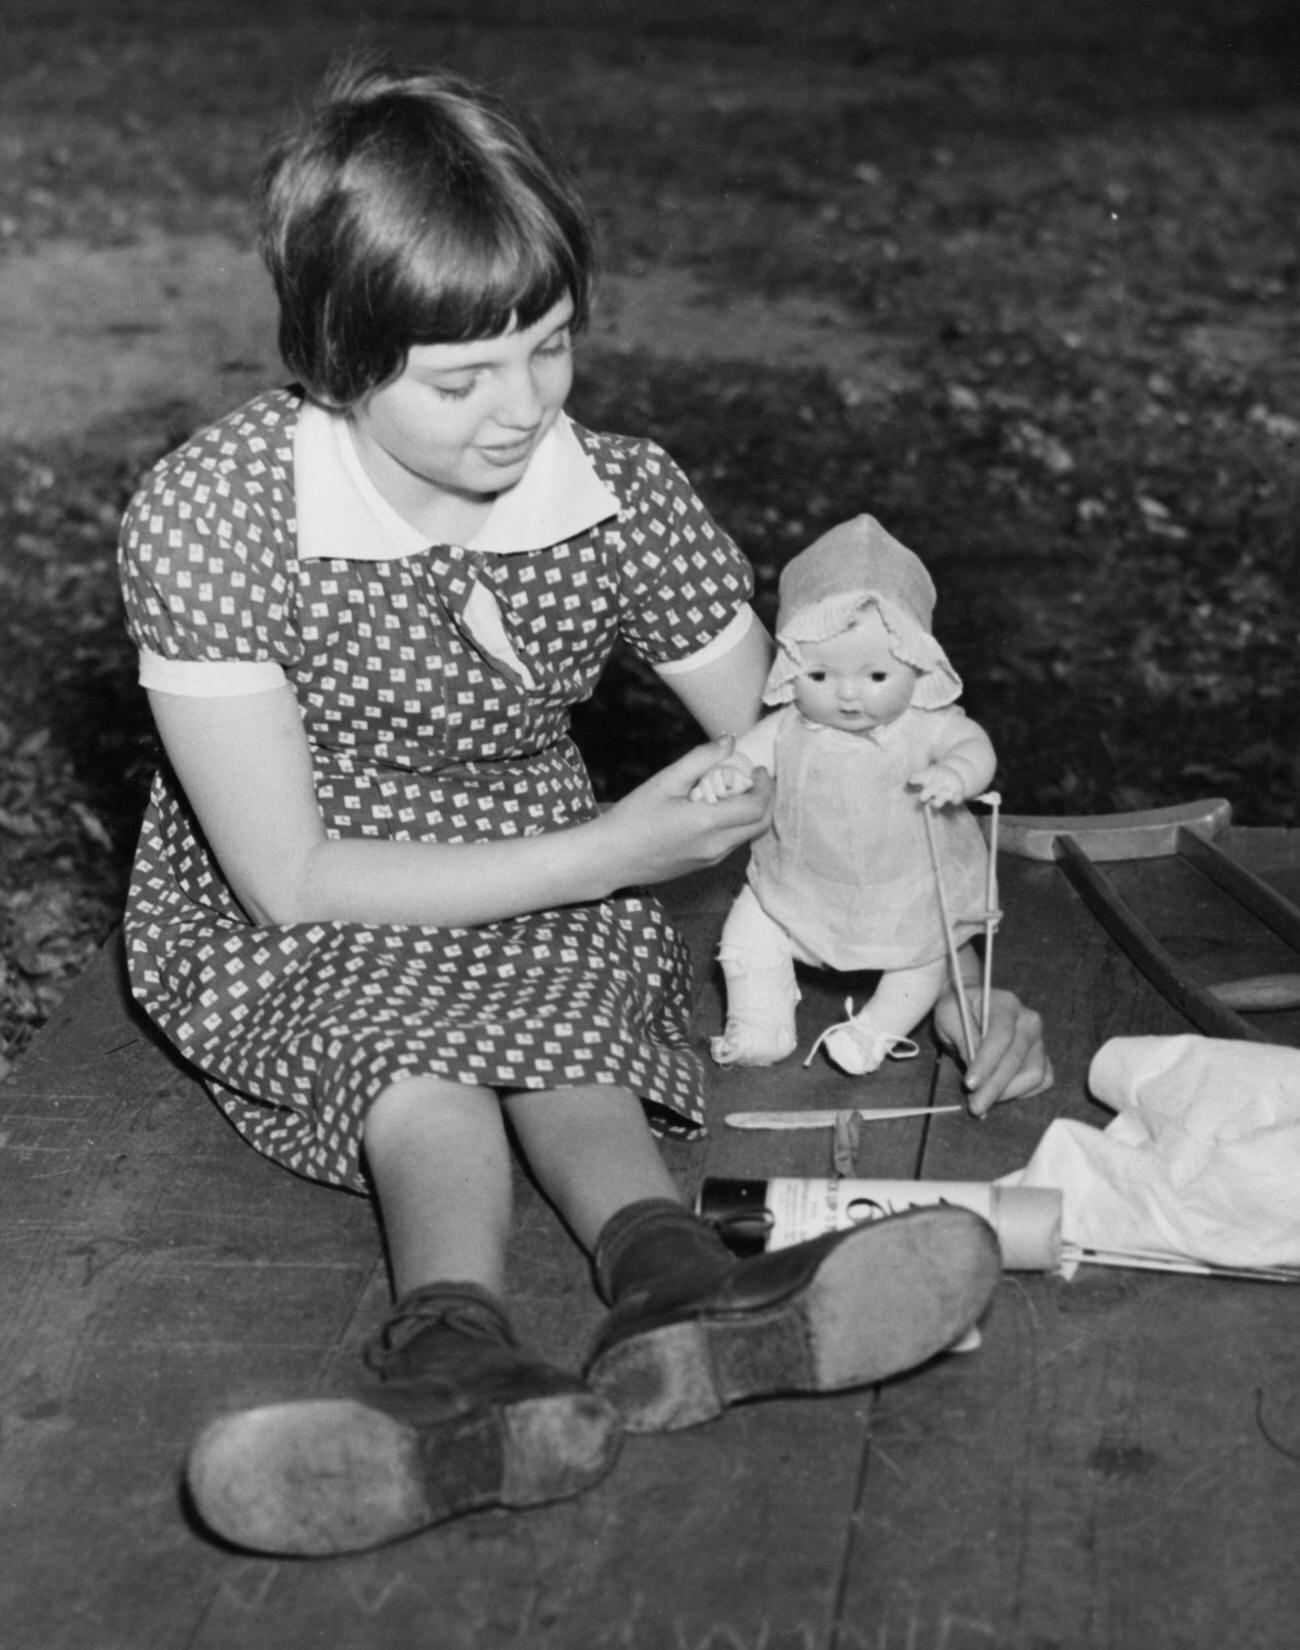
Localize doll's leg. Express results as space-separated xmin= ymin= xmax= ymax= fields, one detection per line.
xmin=186 ymin=1077 xmax=622 ymax=1557
xmin=710 ymin=884 xmax=800 ymax=1066
xmin=815 ymin=958 xmax=949 ymax=1076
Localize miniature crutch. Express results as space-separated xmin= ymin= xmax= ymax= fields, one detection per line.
xmin=975 ymin=790 xmax=1002 ymax=1037
xmin=921 ymin=805 xmax=976 ymax=1062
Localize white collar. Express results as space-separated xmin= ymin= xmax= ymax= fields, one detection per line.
xmin=294 ymin=404 xmax=620 ymax=562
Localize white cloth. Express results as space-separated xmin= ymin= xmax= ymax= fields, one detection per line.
xmin=1000 ymin=1035 xmax=1300 ymax=1268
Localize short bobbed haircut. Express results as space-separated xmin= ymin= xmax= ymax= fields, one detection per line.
xmin=259 ymin=58 xmax=597 ymax=408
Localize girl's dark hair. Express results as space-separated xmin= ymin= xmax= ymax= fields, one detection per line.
xmin=259 ymin=58 xmax=597 ymax=407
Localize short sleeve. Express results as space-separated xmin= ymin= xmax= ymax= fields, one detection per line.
xmin=605 ymin=439 xmax=755 ymax=665
xmin=117 ymin=395 xmax=303 ymax=675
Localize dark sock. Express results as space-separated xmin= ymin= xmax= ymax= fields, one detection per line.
xmin=594 ymin=1197 xmax=735 ymax=1307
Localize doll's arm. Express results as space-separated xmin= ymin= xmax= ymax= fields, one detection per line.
xmin=690 ymin=713 xmax=780 ymax=804
xmin=690 ymin=751 xmax=757 ymax=805
xmin=910 ymin=711 xmax=997 ymax=807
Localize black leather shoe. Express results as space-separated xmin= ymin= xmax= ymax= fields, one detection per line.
xmin=586 ymin=1206 xmax=1000 ymax=1432
xmin=187 ymin=1285 xmax=621 ymax=1555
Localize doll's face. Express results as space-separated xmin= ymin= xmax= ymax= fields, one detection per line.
xmin=791 ymin=607 xmax=919 ymax=734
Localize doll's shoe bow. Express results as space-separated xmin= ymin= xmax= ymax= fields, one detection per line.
xmin=804 ymin=999 xmax=921 ymax=1076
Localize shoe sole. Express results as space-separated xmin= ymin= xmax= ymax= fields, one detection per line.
xmin=187 ymin=1388 xmax=620 ymax=1556
xmin=587 ymin=1207 xmax=1000 ymax=1433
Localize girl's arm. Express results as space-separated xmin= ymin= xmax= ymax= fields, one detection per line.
xmin=655 ymin=617 xmax=774 ymax=739
xmin=149 ymin=687 xmax=772 ymax=929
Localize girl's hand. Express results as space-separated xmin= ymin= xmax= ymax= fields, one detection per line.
xmin=934 ymin=986 xmax=1054 ymax=1118
xmin=689 ymin=761 xmax=756 ymax=805
xmin=910 ymin=762 xmax=965 ymax=807
xmin=600 ymin=738 xmax=773 ymax=886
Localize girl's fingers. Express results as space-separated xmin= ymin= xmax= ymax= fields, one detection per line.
xmin=714 ymin=764 xmax=772 ymax=823
xmin=967 ymin=1052 xmax=1054 ymax=1117
xmin=952 ymin=993 xmax=1053 ymax=1117
xmin=660 ymin=736 xmax=738 ymax=793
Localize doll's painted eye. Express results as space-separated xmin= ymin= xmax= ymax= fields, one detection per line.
xmin=805 ymin=669 xmax=828 ymax=683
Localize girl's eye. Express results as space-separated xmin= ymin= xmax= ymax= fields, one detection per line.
xmin=536 ymin=333 xmax=571 ymax=360
xmin=433 ymin=379 xmax=477 ymax=401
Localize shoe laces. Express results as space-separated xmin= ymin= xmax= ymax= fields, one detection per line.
xmin=364 ymin=1288 xmax=516 ymax=1378
xmin=803 ymin=998 xmax=920 ymax=1069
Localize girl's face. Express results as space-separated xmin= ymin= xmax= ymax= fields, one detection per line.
xmin=347 ymin=296 xmax=575 ymax=527
xmin=791 ymin=606 xmax=918 ymax=734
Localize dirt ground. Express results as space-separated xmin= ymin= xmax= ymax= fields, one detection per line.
xmin=0 ymin=235 xmax=915 ymax=446
xmin=1 ymin=1 xmax=1297 ymax=1070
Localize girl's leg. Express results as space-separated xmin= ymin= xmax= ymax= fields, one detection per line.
xmin=363 ymin=1074 xmax=514 ymax=1296
xmin=186 ymin=1075 xmax=622 ymax=1558
xmin=502 ymin=1081 xmax=682 ymax=1248
xmin=508 ymin=1083 xmax=1001 ymax=1437
xmin=815 ymin=958 xmax=949 ymax=1076
xmin=710 ymin=884 xmax=801 ymax=1066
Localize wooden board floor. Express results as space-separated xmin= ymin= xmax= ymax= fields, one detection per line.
xmin=2 ymin=832 xmax=1298 ymax=1650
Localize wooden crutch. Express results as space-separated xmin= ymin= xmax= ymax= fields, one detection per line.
xmin=998 ymin=797 xmax=1300 ymax=1041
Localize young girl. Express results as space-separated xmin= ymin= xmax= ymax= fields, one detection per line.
xmin=117 ymin=58 xmax=1049 ymax=1558
xmin=693 ymin=516 xmax=997 ymax=1074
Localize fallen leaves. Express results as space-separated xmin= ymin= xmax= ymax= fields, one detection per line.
xmin=0 ymin=443 xmax=154 ymax=1073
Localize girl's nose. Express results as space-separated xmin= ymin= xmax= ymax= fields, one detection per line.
xmin=496 ymin=367 xmax=545 ymax=430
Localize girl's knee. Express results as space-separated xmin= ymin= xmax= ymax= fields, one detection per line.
xmin=363 ymin=1074 xmax=497 ymax=1150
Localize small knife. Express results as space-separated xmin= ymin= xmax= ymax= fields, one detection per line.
xmin=725 ymin=1106 xmax=963 ymax=1130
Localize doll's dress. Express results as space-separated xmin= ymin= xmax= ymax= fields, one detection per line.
xmin=118 ymin=390 xmax=754 ymax=1191
xmin=741 ymin=705 xmax=989 ymax=972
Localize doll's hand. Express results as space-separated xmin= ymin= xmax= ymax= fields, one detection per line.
xmin=910 ymin=763 xmax=966 ymax=808
xmin=599 ymin=738 xmax=773 ymax=885
xmin=689 ymin=761 xmax=756 ymax=805
xmin=934 ymin=985 xmax=1054 ymax=1118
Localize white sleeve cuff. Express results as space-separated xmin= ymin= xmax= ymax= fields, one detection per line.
xmin=138 ymin=649 xmax=289 ymax=697
xmin=651 ymin=605 xmax=756 ymax=678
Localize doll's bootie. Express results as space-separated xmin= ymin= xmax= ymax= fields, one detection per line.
xmin=585 ymin=1198 xmax=999 ymax=1433
xmin=709 ymin=1016 xmax=798 ymax=1067
xmin=710 ymin=955 xmax=799 ymax=1066
xmin=186 ymin=1283 xmax=621 ymax=1556
xmin=806 ymin=998 xmax=921 ymax=1076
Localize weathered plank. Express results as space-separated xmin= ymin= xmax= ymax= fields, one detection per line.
xmin=836 ymin=829 xmax=1300 ymax=1650
xmin=2 ymin=833 xmax=1296 ymax=1650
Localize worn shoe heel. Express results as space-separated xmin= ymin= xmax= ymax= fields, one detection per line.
xmin=188 ymin=1385 xmax=620 ymax=1557
xmin=187 ymin=1284 xmax=623 ymax=1556
xmin=584 ymin=1319 xmax=723 ymax=1432
xmin=588 ymin=1206 xmax=1000 ymax=1433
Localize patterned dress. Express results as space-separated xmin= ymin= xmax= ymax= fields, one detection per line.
xmin=117 ymin=389 xmax=754 ymax=1191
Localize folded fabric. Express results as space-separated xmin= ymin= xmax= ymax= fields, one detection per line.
xmin=999 ymin=1035 xmax=1300 ymax=1268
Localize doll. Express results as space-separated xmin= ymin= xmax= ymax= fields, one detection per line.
xmin=692 ymin=515 xmax=996 ymax=1075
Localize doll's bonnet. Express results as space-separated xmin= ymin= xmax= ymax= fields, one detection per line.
xmin=763 ymin=515 xmax=962 ymax=710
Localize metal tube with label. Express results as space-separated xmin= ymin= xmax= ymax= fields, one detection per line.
xmin=697 ymin=1176 xmax=1064 ymax=1271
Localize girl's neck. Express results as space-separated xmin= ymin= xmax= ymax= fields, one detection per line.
xmin=401 ymin=490 xmax=496 ymax=546
xmin=346 ymin=419 xmax=497 ymax=546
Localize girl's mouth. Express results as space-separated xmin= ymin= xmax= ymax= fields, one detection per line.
xmin=479 ymin=436 xmax=535 ymax=468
